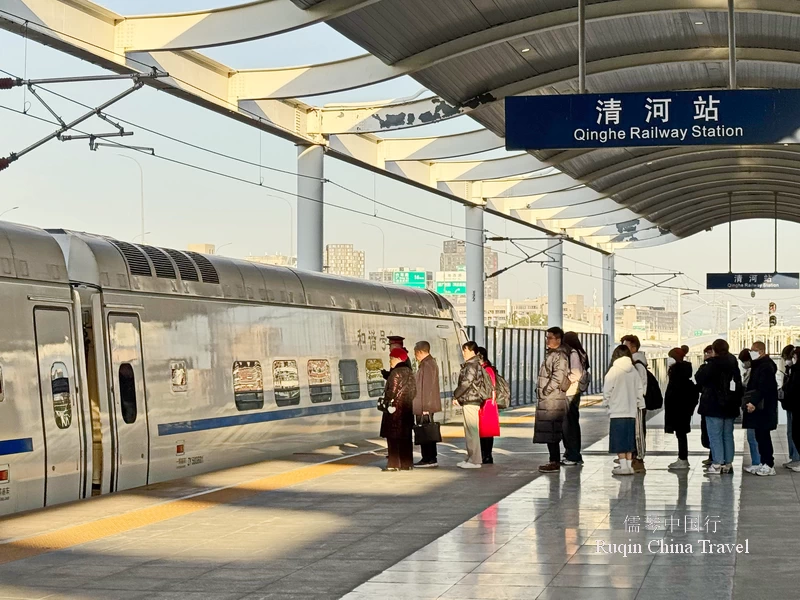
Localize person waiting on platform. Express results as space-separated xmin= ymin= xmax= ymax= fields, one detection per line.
xmin=696 ymin=339 xmax=741 ymax=475
xmin=743 ymin=341 xmax=779 ymax=476
xmin=412 ymin=340 xmax=441 ymax=468
xmin=778 ymin=345 xmax=800 ymax=469
xmin=379 ymin=348 xmax=416 ymax=471
xmin=664 ymin=347 xmax=698 ymax=470
xmin=621 ymin=335 xmax=648 ymax=473
xmin=453 ymin=341 xmax=493 ymax=469
xmin=477 ymin=347 xmax=500 ymax=465
xmin=603 ymin=344 xmax=644 ymax=476
xmin=561 ymin=332 xmax=590 ymax=466
xmin=534 ymin=327 xmax=571 ymax=473
xmin=738 ymin=348 xmax=761 ymax=474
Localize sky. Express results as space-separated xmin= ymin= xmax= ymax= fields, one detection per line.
xmin=2 ymin=0 xmax=800 ymax=337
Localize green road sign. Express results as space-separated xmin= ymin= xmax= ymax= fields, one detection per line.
xmin=392 ymin=271 xmax=427 ymax=288
xmin=436 ymin=282 xmax=466 ymax=295
xmin=694 ymin=330 xmax=704 ymax=337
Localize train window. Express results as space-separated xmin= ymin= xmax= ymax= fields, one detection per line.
xmin=308 ymin=359 xmax=332 ymax=403
xmin=51 ymin=362 xmax=72 ymax=429
xmin=366 ymin=359 xmax=384 ymax=398
xmin=119 ymin=363 xmax=137 ymax=424
xmin=233 ymin=361 xmax=264 ymax=411
xmin=338 ymin=360 xmax=360 ymax=400
xmin=170 ymin=361 xmax=187 ymax=392
xmin=273 ymin=360 xmax=301 ymax=407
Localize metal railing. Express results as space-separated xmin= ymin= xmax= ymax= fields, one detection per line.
xmin=466 ymin=326 xmax=609 ymax=407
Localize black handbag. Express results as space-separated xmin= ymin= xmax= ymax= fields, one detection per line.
xmin=414 ymin=415 xmax=442 ymax=445
xmin=376 ymin=397 xmax=392 ymax=413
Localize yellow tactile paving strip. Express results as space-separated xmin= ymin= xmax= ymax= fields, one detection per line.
xmin=0 ymin=452 xmax=379 ymax=566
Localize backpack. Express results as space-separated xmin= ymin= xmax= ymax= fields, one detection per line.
xmin=635 ymin=360 xmax=663 ymax=410
xmin=495 ymin=374 xmax=511 ymax=409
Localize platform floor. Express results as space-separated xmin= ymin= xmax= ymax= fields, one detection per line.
xmin=0 ymin=405 xmax=798 ymax=600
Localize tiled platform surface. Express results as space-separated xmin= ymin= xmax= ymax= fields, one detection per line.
xmin=0 ymin=402 xmax=610 ymax=600
xmin=343 ymin=411 xmax=800 ymax=600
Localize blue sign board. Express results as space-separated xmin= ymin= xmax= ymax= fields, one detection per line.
xmin=706 ymin=273 xmax=800 ymax=290
xmin=505 ymin=89 xmax=800 ymax=150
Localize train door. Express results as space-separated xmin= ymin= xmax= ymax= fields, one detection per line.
xmin=439 ymin=339 xmax=457 ymax=422
xmin=34 ymin=307 xmax=82 ymax=506
xmin=107 ymin=314 xmax=150 ymax=491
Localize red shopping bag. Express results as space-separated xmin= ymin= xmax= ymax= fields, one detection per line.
xmin=479 ymin=398 xmax=500 ymax=438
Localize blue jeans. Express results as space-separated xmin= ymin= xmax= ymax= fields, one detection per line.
xmin=788 ymin=412 xmax=800 ymax=462
xmin=747 ymin=428 xmax=761 ymax=465
xmin=706 ymin=416 xmax=735 ymax=465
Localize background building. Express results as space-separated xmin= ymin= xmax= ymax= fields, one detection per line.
xmin=245 ymin=254 xmax=297 ymax=267
xmin=187 ymin=243 xmax=216 ymax=254
xmin=439 ymin=240 xmax=499 ymax=299
xmin=616 ymin=305 xmax=678 ymax=342
xmin=324 ymin=244 xmax=365 ymax=278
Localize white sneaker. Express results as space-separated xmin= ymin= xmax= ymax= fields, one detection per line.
xmin=790 ymin=464 xmax=800 ymax=473
xmin=784 ymin=460 xmax=800 ymax=469
xmin=705 ymin=464 xmax=723 ymax=475
xmin=458 ymin=461 xmax=481 ymax=469
xmin=743 ymin=464 xmax=761 ymax=474
xmin=613 ymin=465 xmax=634 ymax=476
xmin=561 ymin=459 xmax=582 ymax=466
xmin=668 ymin=459 xmax=690 ymax=470
xmin=756 ymin=464 xmax=777 ymax=476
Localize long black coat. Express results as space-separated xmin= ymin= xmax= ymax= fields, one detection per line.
xmin=742 ymin=356 xmax=778 ymax=431
xmin=785 ymin=364 xmax=800 ymax=412
xmin=664 ymin=361 xmax=697 ymax=434
xmin=380 ymin=364 xmax=416 ymax=439
xmin=696 ymin=353 xmax=741 ymax=419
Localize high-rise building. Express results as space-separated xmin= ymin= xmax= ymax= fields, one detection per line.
xmin=324 ymin=244 xmax=365 ymax=278
xmin=245 ymin=254 xmax=297 ymax=267
xmin=439 ymin=240 xmax=499 ymax=299
xmin=187 ymin=243 xmax=216 ymax=255
xmin=616 ymin=305 xmax=678 ymax=342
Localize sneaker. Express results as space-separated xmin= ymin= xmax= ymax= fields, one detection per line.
xmin=702 ymin=458 xmax=713 ymax=466
xmin=538 ymin=462 xmax=561 ymax=473
xmin=613 ymin=465 xmax=634 ymax=476
xmin=632 ymin=458 xmax=646 ymax=473
xmin=705 ymin=464 xmax=723 ymax=475
xmin=561 ymin=459 xmax=582 ymax=466
xmin=790 ymin=464 xmax=800 ymax=473
xmin=743 ymin=464 xmax=761 ymax=474
xmin=721 ymin=463 xmax=733 ymax=474
xmin=458 ymin=461 xmax=481 ymax=469
xmin=668 ymin=459 xmax=690 ymax=470
xmin=756 ymin=464 xmax=777 ymax=476
xmin=415 ymin=460 xmax=438 ymax=468
xmin=784 ymin=460 xmax=800 ymax=469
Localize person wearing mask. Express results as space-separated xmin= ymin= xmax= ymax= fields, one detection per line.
xmin=696 ymin=339 xmax=742 ymax=475
xmin=738 ymin=348 xmax=761 ymax=474
xmin=603 ymin=345 xmax=645 ymax=476
xmin=477 ymin=347 xmax=500 ymax=465
xmin=453 ymin=341 xmax=491 ymax=469
xmin=778 ymin=345 xmax=800 ymax=468
xmin=664 ymin=347 xmax=698 ymax=470
xmin=412 ymin=341 xmax=441 ymax=468
xmin=380 ymin=348 xmax=417 ymax=471
xmin=743 ymin=342 xmax=779 ymax=476
xmin=621 ymin=335 xmax=648 ymax=473
xmin=562 ymin=332 xmax=589 ymax=466
xmin=534 ymin=327 xmax=571 ymax=473
xmin=785 ymin=348 xmax=800 ymax=472
xmin=700 ymin=345 xmax=714 ymax=467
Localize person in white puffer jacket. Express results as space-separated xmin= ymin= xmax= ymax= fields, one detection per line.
xmin=603 ymin=345 xmax=645 ymax=476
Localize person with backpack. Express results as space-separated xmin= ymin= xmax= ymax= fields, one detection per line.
xmin=453 ymin=341 xmax=493 ymax=469
xmin=477 ymin=347 xmax=500 ymax=464
xmin=562 ymin=332 xmax=590 ymax=466
xmin=622 ymin=335 xmax=661 ymax=473
xmin=664 ymin=347 xmax=698 ymax=470
xmin=696 ymin=339 xmax=742 ymax=475
xmin=534 ymin=327 xmax=571 ymax=473
xmin=603 ymin=344 xmax=645 ymax=476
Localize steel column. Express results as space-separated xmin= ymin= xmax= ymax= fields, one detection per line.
xmin=603 ymin=253 xmax=616 ymax=359
xmin=728 ymin=0 xmax=737 ymax=89
xmin=466 ymin=205 xmax=486 ymax=346
xmin=547 ymin=238 xmax=564 ymax=329
xmin=578 ymin=0 xmax=587 ymax=93
xmin=297 ymin=145 xmax=325 ymax=272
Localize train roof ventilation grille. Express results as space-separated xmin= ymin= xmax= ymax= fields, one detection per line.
xmin=185 ymin=251 xmax=220 ymax=284
xmin=108 ymin=239 xmax=152 ymax=277
xmin=138 ymin=245 xmax=177 ymax=279
xmin=163 ymin=249 xmax=200 ymax=281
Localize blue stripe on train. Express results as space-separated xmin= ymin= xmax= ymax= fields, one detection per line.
xmin=0 ymin=437 xmax=34 ymax=456
xmin=157 ymin=399 xmax=379 ymax=436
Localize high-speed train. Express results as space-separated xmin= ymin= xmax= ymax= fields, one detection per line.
xmin=0 ymin=222 xmax=467 ymax=516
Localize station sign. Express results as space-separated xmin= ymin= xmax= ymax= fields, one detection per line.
xmin=706 ymin=273 xmax=800 ymax=290
xmin=505 ymin=89 xmax=800 ymax=150
xmin=392 ymin=270 xmax=426 ymax=288
xmin=436 ymin=282 xmax=467 ymax=295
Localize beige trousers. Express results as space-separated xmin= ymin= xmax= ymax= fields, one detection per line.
xmin=462 ymin=404 xmax=482 ymax=465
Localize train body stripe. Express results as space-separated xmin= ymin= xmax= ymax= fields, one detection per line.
xmin=0 ymin=438 xmax=34 ymax=456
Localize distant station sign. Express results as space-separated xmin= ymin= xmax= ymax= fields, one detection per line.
xmin=436 ymin=282 xmax=466 ymax=295
xmin=505 ymin=89 xmax=800 ymax=150
xmin=706 ymin=273 xmax=800 ymax=290
xmin=392 ymin=271 xmax=426 ymax=288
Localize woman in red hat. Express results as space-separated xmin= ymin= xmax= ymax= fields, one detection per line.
xmin=380 ymin=347 xmax=417 ymax=471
